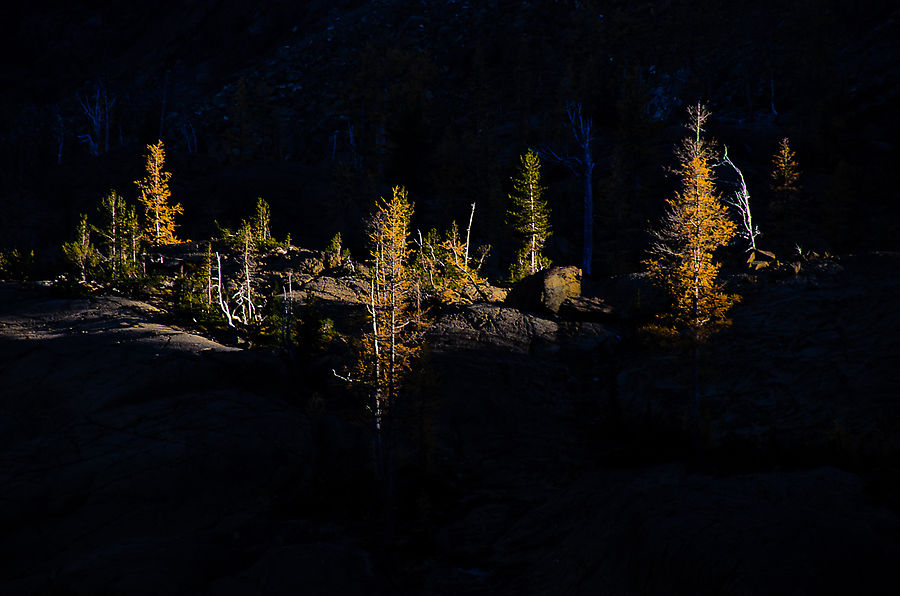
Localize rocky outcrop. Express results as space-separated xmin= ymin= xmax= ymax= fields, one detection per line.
xmin=297 ymin=273 xmax=367 ymax=304
xmin=427 ymin=303 xmax=559 ymax=354
xmin=558 ymin=295 xmax=618 ymax=322
xmin=0 ymin=283 xmax=371 ymax=594
xmin=615 ymin=253 xmax=900 ymax=455
xmin=505 ymin=266 xmax=582 ymax=315
xmin=492 ymin=464 xmax=900 ymax=595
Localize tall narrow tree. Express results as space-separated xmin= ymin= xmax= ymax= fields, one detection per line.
xmin=508 ymin=148 xmax=551 ymax=281
xmin=62 ymin=214 xmax=98 ymax=283
xmin=93 ymin=190 xmax=139 ymax=279
xmin=252 ymin=197 xmax=271 ymax=244
xmin=769 ymin=137 xmax=802 ymax=248
xmin=135 ymin=140 xmax=183 ymax=246
xmin=543 ymin=103 xmax=595 ymax=275
xmin=646 ymin=103 xmax=739 ymax=338
xmin=361 ymin=185 xmax=424 ymax=536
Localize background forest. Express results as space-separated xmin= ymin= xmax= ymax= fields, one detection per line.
xmin=1 ymin=0 xmax=898 ymax=277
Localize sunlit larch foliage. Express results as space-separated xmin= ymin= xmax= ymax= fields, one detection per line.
xmin=135 ymin=140 xmax=183 ymax=246
xmin=769 ymin=137 xmax=803 ymax=247
xmin=361 ymin=185 xmax=425 ymax=425
xmin=646 ymin=103 xmax=739 ymax=338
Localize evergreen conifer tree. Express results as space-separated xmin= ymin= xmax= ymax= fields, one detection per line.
xmin=508 ymin=149 xmax=551 ymax=281
xmin=62 ymin=214 xmax=99 ymax=283
xmin=253 ymin=197 xmax=271 ymax=244
xmin=93 ymin=190 xmax=139 ymax=279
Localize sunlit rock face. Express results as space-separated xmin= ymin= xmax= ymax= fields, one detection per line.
xmin=506 ymin=265 xmax=582 ymax=315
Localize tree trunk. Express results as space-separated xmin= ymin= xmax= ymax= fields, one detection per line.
xmin=583 ymin=166 xmax=593 ymax=276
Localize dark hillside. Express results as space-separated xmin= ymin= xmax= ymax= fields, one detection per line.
xmin=2 ymin=1 xmax=898 ymax=272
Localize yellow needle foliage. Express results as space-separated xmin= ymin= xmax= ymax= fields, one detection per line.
xmin=771 ymin=137 xmax=800 ymax=197
xmin=362 ymin=185 xmax=424 ymax=414
xmin=135 ymin=140 xmax=183 ymax=246
xmin=769 ymin=137 xmax=803 ymax=246
xmin=646 ymin=104 xmax=739 ymax=338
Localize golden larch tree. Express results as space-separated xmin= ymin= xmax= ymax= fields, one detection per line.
xmin=769 ymin=137 xmax=803 ymax=248
xmin=771 ymin=137 xmax=800 ymax=198
xmin=357 ymin=185 xmax=427 ymax=537
xmin=645 ymin=103 xmax=739 ymax=338
xmin=363 ymin=185 xmax=423 ymax=416
xmin=135 ymin=140 xmax=183 ymax=245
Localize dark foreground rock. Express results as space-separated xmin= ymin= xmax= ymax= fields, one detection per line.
xmin=616 ymin=253 xmax=900 ymax=455
xmin=0 ymin=283 xmax=374 ymax=595
xmin=3 ymin=251 xmax=900 ymax=595
xmin=492 ymin=464 xmax=900 ymax=596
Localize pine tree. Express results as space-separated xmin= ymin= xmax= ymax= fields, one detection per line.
xmin=508 ymin=149 xmax=551 ymax=281
xmin=135 ymin=140 xmax=183 ymax=246
xmin=645 ymin=103 xmax=739 ymax=338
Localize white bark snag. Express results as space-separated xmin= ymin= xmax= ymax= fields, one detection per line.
xmin=721 ymin=146 xmax=759 ymax=252
xmin=464 ymin=202 xmax=476 ymax=264
xmin=215 ymin=252 xmax=235 ymax=328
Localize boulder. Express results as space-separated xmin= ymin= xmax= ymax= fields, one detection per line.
xmin=299 ymin=275 xmax=367 ymax=304
xmin=505 ymin=266 xmax=582 ymax=315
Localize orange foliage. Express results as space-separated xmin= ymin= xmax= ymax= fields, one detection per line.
xmin=135 ymin=140 xmax=183 ymax=246
xmin=646 ymin=104 xmax=739 ymax=337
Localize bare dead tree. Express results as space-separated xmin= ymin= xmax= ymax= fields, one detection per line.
xmin=542 ymin=102 xmax=596 ymax=275
xmin=159 ymin=71 xmax=169 ymax=140
xmin=181 ymin=121 xmax=197 ymax=154
xmin=347 ymin=121 xmax=361 ymax=170
xmin=282 ymin=273 xmax=294 ymax=355
xmin=720 ymin=146 xmax=759 ymax=252
xmin=464 ymin=202 xmax=476 ymax=263
xmin=770 ymin=76 xmax=778 ymax=117
xmin=77 ymin=84 xmax=116 ymax=155
xmin=214 ymin=252 xmax=235 ymax=328
xmin=53 ymin=110 xmax=64 ymax=165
